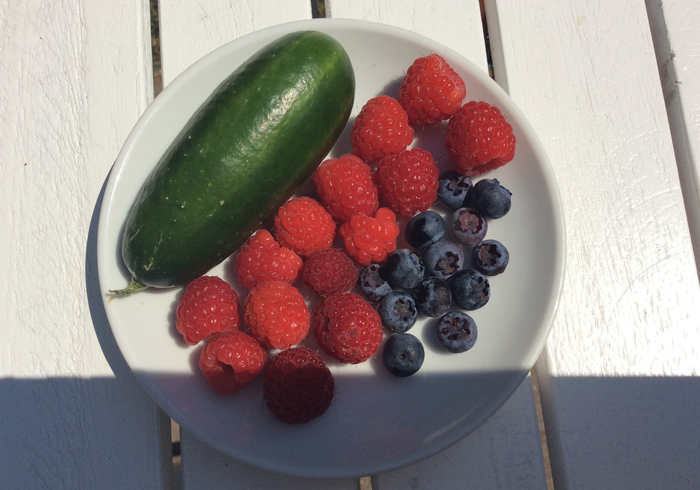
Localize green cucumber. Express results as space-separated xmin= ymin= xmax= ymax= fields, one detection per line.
xmin=113 ymin=30 xmax=355 ymax=294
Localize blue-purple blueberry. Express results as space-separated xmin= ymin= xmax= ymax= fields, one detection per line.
xmin=405 ymin=210 xmax=446 ymax=250
xmin=384 ymin=248 xmax=425 ymax=289
xmin=412 ymin=277 xmax=452 ymax=317
xmin=449 ymin=207 xmax=487 ymax=246
xmin=437 ymin=171 xmax=473 ymax=210
xmin=423 ymin=241 xmax=464 ymax=280
xmin=382 ymin=333 xmax=425 ymax=377
xmin=378 ymin=291 xmax=418 ymax=333
xmin=450 ymin=268 xmax=490 ymax=310
xmin=358 ymin=263 xmax=393 ymax=301
xmin=436 ymin=311 xmax=478 ymax=353
xmin=467 ymin=179 xmax=512 ymax=219
xmin=471 ymin=239 xmax=509 ymax=275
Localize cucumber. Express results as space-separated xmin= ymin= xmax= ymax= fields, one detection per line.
xmin=113 ymin=31 xmax=355 ymax=294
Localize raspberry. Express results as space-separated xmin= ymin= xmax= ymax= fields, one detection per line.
xmin=338 ymin=207 xmax=400 ymax=265
xmin=398 ymin=53 xmax=467 ymax=126
xmin=312 ymin=292 xmax=384 ymax=364
xmin=445 ymin=101 xmax=516 ymax=176
xmin=243 ymin=281 xmax=310 ymax=349
xmin=274 ymin=196 xmax=336 ymax=257
xmin=263 ymin=347 xmax=334 ymax=424
xmin=350 ymin=95 xmax=414 ymax=162
xmin=234 ymin=229 xmax=303 ymax=289
xmin=313 ymin=154 xmax=379 ymax=222
xmin=302 ymin=248 xmax=358 ymax=297
xmin=374 ymin=148 xmax=440 ymax=217
xmin=199 ymin=331 xmax=267 ymax=395
xmin=176 ymin=276 xmax=239 ymax=345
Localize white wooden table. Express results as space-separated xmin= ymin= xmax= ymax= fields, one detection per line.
xmin=2 ymin=1 xmax=699 ymax=488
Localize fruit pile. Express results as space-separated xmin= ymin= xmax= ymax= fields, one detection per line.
xmin=174 ymin=53 xmax=515 ymax=424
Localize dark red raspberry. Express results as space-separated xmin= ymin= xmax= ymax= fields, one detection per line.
xmin=274 ymin=196 xmax=336 ymax=257
xmin=263 ymin=347 xmax=334 ymax=424
xmin=302 ymin=248 xmax=358 ymax=297
xmin=312 ymin=292 xmax=384 ymax=364
xmin=445 ymin=100 xmax=516 ymax=176
xmin=243 ymin=281 xmax=310 ymax=349
xmin=374 ymin=148 xmax=440 ymax=217
xmin=350 ymin=95 xmax=414 ymax=162
xmin=176 ymin=276 xmax=239 ymax=345
xmin=234 ymin=229 xmax=303 ymax=289
xmin=338 ymin=207 xmax=400 ymax=265
xmin=313 ymin=154 xmax=379 ymax=222
xmin=398 ymin=54 xmax=467 ymax=127
xmin=199 ymin=331 xmax=267 ymax=395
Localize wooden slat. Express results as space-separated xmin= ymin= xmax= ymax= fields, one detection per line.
xmin=373 ymin=376 xmax=547 ymax=489
xmin=485 ymin=0 xmax=700 ymax=487
xmin=646 ymin=0 xmax=700 ymax=277
xmin=179 ymin=432 xmax=358 ymax=490
xmin=325 ymin=0 xmax=488 ymax=73
xmin=0 ymin=1 xmax=171 ymax=488
xmin=157 ymin=0 xmax=313 ymax=86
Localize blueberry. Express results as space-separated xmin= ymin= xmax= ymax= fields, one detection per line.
xmin=405 ymin=211 xmax=446 ymax=250
xmin=450 ymin=268 xmax=490 ymax=310
xmin=412 ymin=277 xmax=452 ymax=317
xmin=467 ymin=179 xmax=512 ymax=219
xmin=358 ymin=263 xmax=393 ymax=301
xmin=449 ymin=207 xmax=487 ymax=246
xmin=437 ymin=170 xmax=473 ymax=210
xmin=436 ymin=311 xmax=478 ymax=353
xmin=378 ymin=291 xmax=418 ymax=333
xmin=382 ymin=333 xmax=425 ymax=377
xmin=384 ymin=248 xmax=425 ymax=289
xmin=423 ymin=241 xmax=464 ymax=280
xmin=471 ymin=239 xmax=509 ymax=275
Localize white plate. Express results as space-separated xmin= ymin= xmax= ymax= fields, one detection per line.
xmin=97 ymin=19 xmax=565 ymax=478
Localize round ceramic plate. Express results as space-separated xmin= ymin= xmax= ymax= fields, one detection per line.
xmin=97 ymin=19 xmax=565 ymax=478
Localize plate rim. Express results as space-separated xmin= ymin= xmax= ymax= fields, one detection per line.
xmin=96 ymin=17 xmax=566 ymax=478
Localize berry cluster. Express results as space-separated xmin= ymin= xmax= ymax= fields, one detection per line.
xmin=363 ymin=175 xmax=512 ymax=370
xmin=169 ymin=50 xmax=518 ymax=423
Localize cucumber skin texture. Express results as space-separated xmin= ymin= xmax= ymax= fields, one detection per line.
xmin=121 ymin=31 xmax=355 ymax=289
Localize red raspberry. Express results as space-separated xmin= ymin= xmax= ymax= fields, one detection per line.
xmin=199 ymin=331 xmax=267 ymax=395
xmin=338 ymin=207 xmax=400 ymax=265
xmin=274 ymin=196 xmax=336 ymax=257
xmin=176 ymin=276 xmax=239 ymax=345
xmin=398 ymin=53 xmax=467 ymax=127
xmin=350 ymin=95 xmax=414 ymax=162
xmin=263 ymin=347 xmax=334 ymax=424
xmin=234 ymin=229 xmax=303 ymax=289
xmin=312 ymin=292 xmax=384 ymax=364
xmin=445 ymin=101 xmax=516 ymax=176
xmin=374 ymin=148 xmax=440 ymax=217
xmin=243 ymin=281 xmax=310 ymax=350
xmin=313 ymin=154 xmax=379 ymax=222
xmin=302 ymin=248 xmax=358 ymax=297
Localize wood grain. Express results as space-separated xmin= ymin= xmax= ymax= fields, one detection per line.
xmin=0 ymin=0 xmax=171 ymax=488
xmin=647 ymin=0 xmax=700 ymax=277
xmin=158 ymin=0 xmax=312 ymax=86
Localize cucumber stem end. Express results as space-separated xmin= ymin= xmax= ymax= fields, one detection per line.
xmin=108 ymin=278 xmax=149 ymax=296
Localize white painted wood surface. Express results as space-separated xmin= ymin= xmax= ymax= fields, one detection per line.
xmin=486 ymin=0 xmax=700 ymax=487
xmin=0 ymin=0 xmax=171 ymax=488
xmin=3 ymin=0 xmax=700 ymax=488
xmin=647 ymin=0 xmax=700 ymax=277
